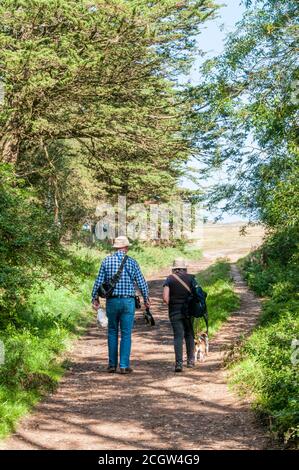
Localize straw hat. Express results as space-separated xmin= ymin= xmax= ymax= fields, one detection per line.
xmin=172 ymin=258 xmax=188 ymax=270
xmin=113 ymin=235 xmax=131 ymax=249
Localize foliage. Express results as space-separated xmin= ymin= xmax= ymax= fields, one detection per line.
xmin=0 ymin=163 xmax=61 ymax=327
xmin=0 ymin=0 xmax=218 ymax=208
xmin=0 ymin=162 xmax=106 ymax=327
xmin=0 ymin=245 xmax=96 ymax=438
xmin=187 ymin=0 xmax=299 ymax=445
xmin=231 ymin=230 xmax=299 ymax=444
xmin=17 ymin=141 xmax=103 ymax=232
xmin=189 ymin=0 xmax=299 ymax=224
xmin=0 ymin=0 xmax=217 ymax=358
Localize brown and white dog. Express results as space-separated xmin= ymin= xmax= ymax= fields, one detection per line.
xmin=194 ymin=333 xmax=209 ymax=362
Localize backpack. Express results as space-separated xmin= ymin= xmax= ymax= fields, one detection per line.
xmin=171 ymin=273 xmax=208 ymax=333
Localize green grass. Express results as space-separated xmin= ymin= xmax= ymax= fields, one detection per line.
xmin=228 ymin=243 xmax=299 ymax=445
xmin=0 ymin=387 xmax=40 ymax=438
xmin=0 ymin=242 xmax=201 ymax=439
xmin=193 ymin=259 xmax=240 ymax=337
xmin=81 ymin=242 xmax=202 ymax=276
xmin=0 ymin=279 xmax=93 ymax=438
xmin=129 ymin=244 xmax=202 ymax=276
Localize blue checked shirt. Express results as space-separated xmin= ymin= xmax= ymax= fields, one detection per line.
xmin=91 ymin=251 xmax=149 ymax=301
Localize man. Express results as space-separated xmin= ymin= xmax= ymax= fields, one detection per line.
xmin=92 ymin=236 xmax=150 ymax=374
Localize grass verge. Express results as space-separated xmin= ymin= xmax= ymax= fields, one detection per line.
xmin=227 ymin=238 xmax=299 ymax=446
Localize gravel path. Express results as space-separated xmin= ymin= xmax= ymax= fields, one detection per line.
xmin=1 ymin=253 xmax=272 ymax=450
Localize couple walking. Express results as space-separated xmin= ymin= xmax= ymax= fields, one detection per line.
xmin=91 ymin=236 xmax=197 ymax=373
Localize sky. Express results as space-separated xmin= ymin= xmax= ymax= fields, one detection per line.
xmin=182 ymin=0 xmax=246 ymax=223
xmin=192 ymin=0 xmax=245 ymax=75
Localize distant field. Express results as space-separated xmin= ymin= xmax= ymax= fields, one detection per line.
xmin=196 ymin=222 xmax=265 ymax=261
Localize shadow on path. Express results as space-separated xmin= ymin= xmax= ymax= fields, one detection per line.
xmin=0 ymin=258 xmax=272 ymax=450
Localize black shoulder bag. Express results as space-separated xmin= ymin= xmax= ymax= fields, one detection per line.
xmin=97 ymin=255 xmax=128 ymax=299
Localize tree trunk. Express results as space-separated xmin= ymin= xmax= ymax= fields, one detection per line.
xmin=0 ymin=136 xmax=20 ymax=164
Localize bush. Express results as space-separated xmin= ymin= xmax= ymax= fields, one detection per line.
xmin=0 ymin=243 xmax=98 ymax=438
xmin=232 ymin=229 xmax=299 ymax=445
xmin=0 ymin=164 xmax=62 ymax=328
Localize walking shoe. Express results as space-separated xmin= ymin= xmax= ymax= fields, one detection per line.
xmin=120 ymin=367 xmax=133 ymax=374
xmin=187 ymin=361 xmax=195 ymax=368
xmin=175 ymin=363 xmax=183 ymax=373
xmin=107 ymin=366 xmax=117 ymax=373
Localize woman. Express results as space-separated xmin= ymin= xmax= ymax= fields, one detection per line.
xmin=163 ymin=259 xmax=195 ymax=372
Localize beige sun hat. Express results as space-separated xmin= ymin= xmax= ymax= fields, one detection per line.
xmin=113 ymin=235 xmax=131 ymax=249
xmin=172 ymin=258 xmax=188 ymax=270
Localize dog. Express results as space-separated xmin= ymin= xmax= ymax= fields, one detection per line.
xmin=194 ymin=332 xmax=209 ymax=362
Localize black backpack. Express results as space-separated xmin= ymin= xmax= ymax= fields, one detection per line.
xmin=171 ymin=273 xmax=208 ymax=333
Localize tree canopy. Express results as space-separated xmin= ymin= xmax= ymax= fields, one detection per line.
xmin=0 ymin=0 xmax=218 ymax=207
xmin=190 ymin=0 xmax=299 ymax=228
xmin=0 ymin=0 xmax=218 ymax=325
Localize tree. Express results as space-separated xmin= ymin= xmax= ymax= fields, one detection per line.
xmin=0 ymin=0 xmax=218 ymax=220
xmin=189 ymin=0 xmax=299 ymax=226
xmin=0 ymin=0 xmax=219 ymax=323
xmin=0 ymin=164 xmax=61 ymax=326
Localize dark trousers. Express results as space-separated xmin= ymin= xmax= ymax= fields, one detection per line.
xmin=170 ymin=315 xmax=195 ymax=365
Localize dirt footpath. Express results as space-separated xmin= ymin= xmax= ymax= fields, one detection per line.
xmin=1 ymin=254 xmax=273 ymax=450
